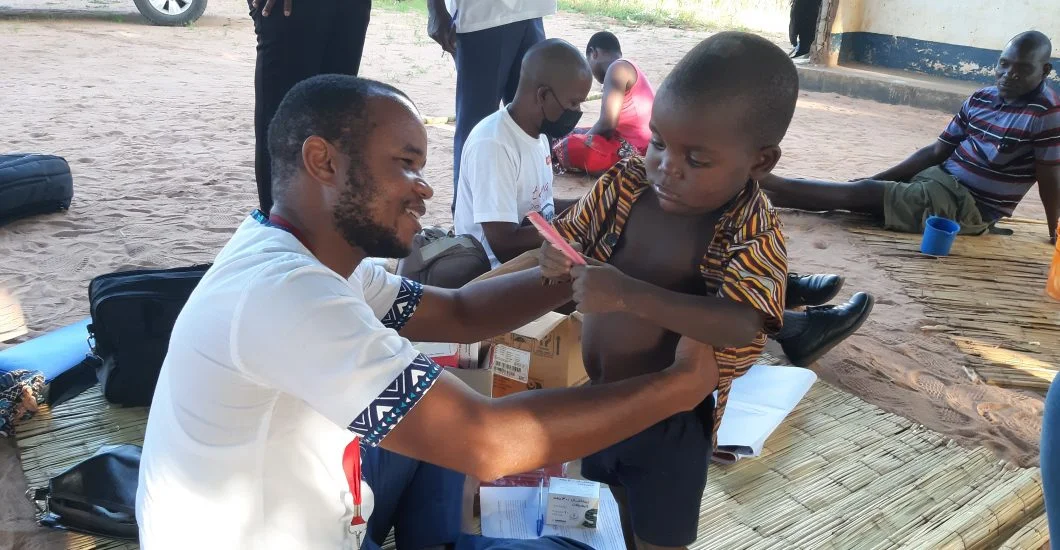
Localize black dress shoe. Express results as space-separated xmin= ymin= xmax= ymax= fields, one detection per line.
xmin=780 ymin=292 xmax=874 ymax=367
xmin=786 ymin=272 xmax=845 ymax=308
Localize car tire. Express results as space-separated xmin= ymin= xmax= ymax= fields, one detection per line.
xmin=133 ymin=0 xmax=208 ymax=26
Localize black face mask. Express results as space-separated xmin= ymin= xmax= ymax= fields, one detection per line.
xmin=540 ymin=88 xmax=583 ymax=139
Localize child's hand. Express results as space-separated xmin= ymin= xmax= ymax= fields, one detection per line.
xmin=538 ymin=240 xmax=583 ymax=282
xmin=570 ymin=261 xmax=631 ymax=313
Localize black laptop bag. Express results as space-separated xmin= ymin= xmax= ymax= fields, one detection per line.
xmin=87 ymin=264 xmax=210 ymax=406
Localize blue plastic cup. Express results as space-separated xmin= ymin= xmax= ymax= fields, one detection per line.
xmin=920 ymin=216 xmax=960 ymax=256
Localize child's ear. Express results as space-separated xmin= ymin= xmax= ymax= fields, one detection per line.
xmin=749 ymin=145 xmax=782 ymax=182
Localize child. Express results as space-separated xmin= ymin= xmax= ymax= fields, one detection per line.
xmin=553 ymin=31 xmax=656 ymax=176
xmin=539 ymin=32 xmax=797 ymax=549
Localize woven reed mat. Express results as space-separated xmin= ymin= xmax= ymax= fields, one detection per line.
xmin=848 ymin=217 xmax=1060 ymax=393
xmin=16 ymin=376 xmax=1047 ymax=549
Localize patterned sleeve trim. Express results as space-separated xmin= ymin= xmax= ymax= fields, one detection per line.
xmin=348 ymin=353 xmax=443 ymax=446
xmin=380 ymin=278 xmax=423 ymax=331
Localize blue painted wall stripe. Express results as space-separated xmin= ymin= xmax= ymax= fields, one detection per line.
xmin=831 ymin=31 xmax=1060 ymax=91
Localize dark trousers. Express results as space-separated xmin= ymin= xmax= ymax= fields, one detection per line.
xmin=361 ymin=445 xmax=592 ymax=550
xmin=788 ymin=0 xmax=822 ymax=55
xmin=250 ymin=0 xmax=372 ymax=213
xmin=452 ymin=18 xmax=546 ymax=212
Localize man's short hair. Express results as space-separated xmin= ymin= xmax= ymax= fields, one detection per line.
xmin=587 ymin=31 xmax=621 ymax=55
xmin=661 ymin=31 xmax=799 ymax=146
xmin=1008 ymin=30 xmax=1053 ymax=61
xmin=267 ymin=75 xmax=410 ymax=200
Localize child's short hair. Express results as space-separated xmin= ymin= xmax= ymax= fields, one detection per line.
xmin=586 ymin=31 xmax=621 ymax=55
xmin=661 ymin=32 xmax=799 ymax=146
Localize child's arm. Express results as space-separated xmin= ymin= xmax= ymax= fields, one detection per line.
xmin=567 ymin=226 xmax=787 ymax=348
xmin=570 ymin=262 xmax=764 ymax=348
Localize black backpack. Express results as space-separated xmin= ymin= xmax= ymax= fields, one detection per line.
xmin=87 ymin=264 xmax=210 ymax=406
xmin=0 ymin=153 xmax=74 ymax=226
xmin=397 ymin=227 xmax=491 ymax=289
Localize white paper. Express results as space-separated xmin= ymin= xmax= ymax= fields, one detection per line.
xmin=714 ymin=364 xmax=817 ymax=461
xmin=480 ymin=486 xmax=625 ymax=549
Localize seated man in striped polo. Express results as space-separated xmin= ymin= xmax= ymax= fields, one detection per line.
xmin=761 ymin=30 xmax=1060 ymax=244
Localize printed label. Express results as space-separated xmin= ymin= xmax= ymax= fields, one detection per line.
xmin=492 ymin=345 xmax=531 ymax=384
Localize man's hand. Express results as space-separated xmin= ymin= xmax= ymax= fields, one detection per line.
xmin=570 ymin=261 xmax=633 ymax=314
xmin=665 ymin=337 xmax=719 ymax=409
xmin=538 ymin=240 xmax=582 ymax=282
xmin=253 ymin=0 xmax=291 ymax=16
xmin=427 ymin=0 xmax=457 ymax=56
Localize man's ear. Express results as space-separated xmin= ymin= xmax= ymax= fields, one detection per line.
xmin=536 ymin=85 xmax=550 ymax=106
xmin=749 ymin=145 xmax=782 ymax=182
xmin=301 ymin=136 xmax=340 ymax=188
xmin=1044 ymin=62 xmax=1054 ymax=78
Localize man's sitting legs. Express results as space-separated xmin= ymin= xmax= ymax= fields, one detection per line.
xmin=362 ymin=445 xmax=593 ymax=550
xmin=760 ymin=167 xmax=991 ymax=235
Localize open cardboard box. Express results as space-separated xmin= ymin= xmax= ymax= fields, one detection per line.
xmin=448 ymin=250 xmax=589 ymax=397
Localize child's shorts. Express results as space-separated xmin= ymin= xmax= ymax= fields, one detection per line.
xmin=580 ymin=396 xmax=714 ymax=547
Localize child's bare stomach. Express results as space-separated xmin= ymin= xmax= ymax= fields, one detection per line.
xmin=581 ymin=311 xmax=680 ymax=383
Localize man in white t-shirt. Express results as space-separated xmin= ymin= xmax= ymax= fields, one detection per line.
xmin=136 ymin=75 xmax=719 ymax=549
xmin=453 ymin=39 xmax=592 ymax=268
xmin=426 ymin=0 xmax=557 ymax=211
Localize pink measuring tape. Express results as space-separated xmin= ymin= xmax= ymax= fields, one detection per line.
xmin=527 ymin=212 xmax=586 ymax=266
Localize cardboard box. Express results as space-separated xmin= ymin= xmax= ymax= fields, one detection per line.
xmin=458 ymin=251 xmax=588 ymax=398
xmin=545 ymin=477 xmax=600 ymax=529
xmin=487 ymin=311 xmax=588 ymax=397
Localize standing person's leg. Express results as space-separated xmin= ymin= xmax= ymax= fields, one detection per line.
xmin=321 ymin=0 xmax=373 ymax=76
xmin=452 ymin=18 xmax=545 ymax=213
xmin=787 ymin=0 xmax=800 ymax=53
xmin=251 ymin=0 xmax=336 ymax=214
xmin=1042 ymin=377 xmax=1060 ymax=540
xmin=502 ymin=18 xmax=546 ymax=105
xmin=795 ymin=0 xmax=822 ymax=56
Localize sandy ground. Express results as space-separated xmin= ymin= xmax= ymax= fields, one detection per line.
xmin=0 ymin=1 xmax=1053 ymax=547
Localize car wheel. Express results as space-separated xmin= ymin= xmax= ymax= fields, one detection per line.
xmin=132 ymin=0 xmax=208 ymax=26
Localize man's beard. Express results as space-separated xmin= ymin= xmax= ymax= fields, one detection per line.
xmin=333 ymin=163 xmax=411 ymax=259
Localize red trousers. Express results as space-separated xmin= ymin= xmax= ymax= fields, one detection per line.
xmin=552 ymin=129 xmax=635 ymax=176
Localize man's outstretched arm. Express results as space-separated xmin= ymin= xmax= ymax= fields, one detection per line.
xmin=381 ymin=337 xmax=719 ymax=481
xmin=400 ymin=266 xmax=572 ymax=344
xmin=870 ymin=140 xmax=955 ymax=182
xmin=1038 ymin=163 xmax=1060 ymax=244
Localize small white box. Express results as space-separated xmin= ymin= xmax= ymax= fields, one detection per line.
xmin=545 ymin=477 xmax=600 ymax=529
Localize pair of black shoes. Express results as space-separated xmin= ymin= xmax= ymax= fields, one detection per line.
xmin=781 ymin=273 xmax=875 ymax=367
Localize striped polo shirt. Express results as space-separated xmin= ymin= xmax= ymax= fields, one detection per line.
xmin=938 ymin=82 xmax=1060 ymax=219
xmin=552 ymin=156 xmax=788 ymax=449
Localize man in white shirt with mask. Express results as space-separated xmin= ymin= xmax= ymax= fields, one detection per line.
xmin=427 ymin=0 xmax=558 ymax=212
xmin=453 ymin=39 xmax=590 ymax=268
xmin=135 ymin=74 xmax=719 ymax=549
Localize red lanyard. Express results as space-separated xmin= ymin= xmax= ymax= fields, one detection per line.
xmin=265 ymin=212 xmax=313 ymax=254
xmin=342 ymin=439 xmax=366 ymax=527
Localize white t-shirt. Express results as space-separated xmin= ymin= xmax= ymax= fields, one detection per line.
xmin=454 ymin=108 xmax=555 ymax=268
xmin=135 ymin=214 xmax=440 ymax=549
xmin=446 ymin=0 xmax=556 ymax=34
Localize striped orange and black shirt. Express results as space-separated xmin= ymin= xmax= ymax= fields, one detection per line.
xmin=552 ymin=156 xmax=788 ymax=448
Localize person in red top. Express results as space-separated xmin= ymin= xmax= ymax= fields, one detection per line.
xmin=553 ymin=31 xmax=656 ymax=176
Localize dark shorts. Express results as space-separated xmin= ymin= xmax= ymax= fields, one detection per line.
xmin=581 ymin=396 xmax=714 ymax=547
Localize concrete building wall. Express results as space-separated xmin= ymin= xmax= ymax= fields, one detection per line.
xmin=828 ymin=0 xmax=1059 ymax=87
